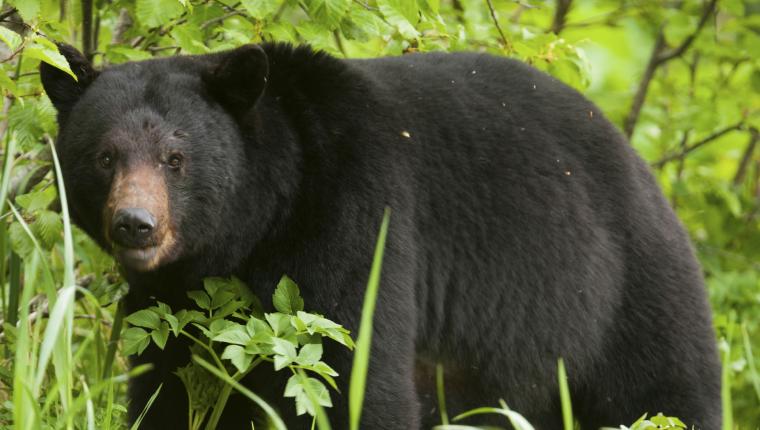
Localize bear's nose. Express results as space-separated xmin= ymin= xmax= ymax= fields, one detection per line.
xmin=111 ymin=208 xmax=156 ymax=248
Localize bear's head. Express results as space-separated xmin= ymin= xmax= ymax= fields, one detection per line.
xmin=40 ymin=44 xmax=276 ymax=273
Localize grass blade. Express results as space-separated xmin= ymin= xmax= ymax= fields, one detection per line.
xmin=12 ymin=252 xmax=41 ymax=430
xmin=129 ymin=383 xmax=163 ymax=430
xmin=452 ymin=403 xmax=535 ymax=430
xmin=348 ymin=208 xmax=390 ymax=430
xmin=436 ymin=363 xmax=449 ymax=425
xmin=721 ymin=312 xmax=735 ymax=430
xmin=0 ymin=132 xmax=17 ymax=215
xmin=6 ymin=251 xmax=20 ymax=327
xmin=33 ymin=285 xmax=76 ymax=394
xmin=49 ymin=139 xmax=77 ymax=418
xmin=557 ymin=358 xmax=573 ymax=430
xmin=741 ymin=324 xmax=760 ymax=404
xmin=82 ymin=379 xmax=96 ymax=430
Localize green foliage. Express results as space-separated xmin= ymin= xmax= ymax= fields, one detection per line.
xmin=0 ymin=0 xmax=758 ymax=429
xmin=123 ymin=275 xmax=352 ymax=427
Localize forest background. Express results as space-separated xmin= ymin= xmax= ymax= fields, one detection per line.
xmin=0 ymin=0 xmax=758 ymax=429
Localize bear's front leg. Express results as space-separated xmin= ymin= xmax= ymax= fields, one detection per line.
xmin=127 ymin=336 xmax=191 ymax=429
xmin=323 ymin=282 xmax=422 ymax=429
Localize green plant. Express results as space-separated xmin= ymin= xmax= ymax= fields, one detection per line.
xmin=123 ymin=275 xmax=353 ymax=429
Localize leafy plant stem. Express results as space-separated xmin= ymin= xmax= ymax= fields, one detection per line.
xmin=204 ymin=359 xmax=263 ymax=430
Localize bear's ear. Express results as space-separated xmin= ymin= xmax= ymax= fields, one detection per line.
xmin=39 ymin=43 xmax=98 ymax=116
xmin=203 ymin=44 xmax=269 ymax=115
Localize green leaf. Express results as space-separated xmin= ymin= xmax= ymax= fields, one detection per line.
xmin=12 ymin=0 xmax=40 ymax=21
xmin=663 ymin=12 xmax=695 ymax=47
xmin=297 ymin=311 xmax=354 ymax=348
xmin=750 ymin=69 xmax=760 ymax=94
xmin=284 ymin=375 xmax=332 ymax=416
xmin=135 ymin=0 xmax=185 ymax=28
xmin=0 ymin=26 xmax=22 ymax=51
xmin=31 ymin=210 xmax=62 ymax=249
xmin=150 ymin=322 xmax=170 ymax=350
xmin=0 ymin=68 xmax=18 ymax=95
xmin=24 ymin=37 xmax=77 ymax=80
xmin=421 ymin=0 xmax=439 ymax=15
xmin=310 ymin=361 xmax=339 ymax=378
xmin=170 ymin=26 xmax=208 ymax=55
xmin=306 ymin=0 xmax=351 ymax=30
xmin=212 ymin=324 xmax=251 ymax=345
xmin=266 ymin=312 xmax=295 ymax=339
xmin=187 ymin=290 xmax=211 ymax=310
xmin=175 ymin=309 xmax=205 ymax=331
xmin=249 ymin=318 xmax=275 ymax=339
xmin=240 ymin=0 xmax=282 ymax=19
xmin=163 ymin=313 xmax=180 ymax=336
xmin=221 ymin=345 xmax=254 ymax=373
xmin=272 ymin=337 xmax=297 ymax=370
xmin=377 ymin=0 xmax=420 ymax=38
xmin=122 ymin=327 xmax=151 ymax=355
xmin=296 ymin=343 xmax=323 ymax=366
xmin=210 ymin=289 xmax=236 ymax=310
xmin=273 ymin=275 xmax=304 ymax=314
xmin=9 ymin=221 xmax=35 ymax=259
xmin=342 ymin=7 xmax=390 ymax=41
xmin=125 ymin=309 xmax=161 ymax=330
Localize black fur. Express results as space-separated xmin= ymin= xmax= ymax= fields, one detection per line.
xmin=40 ymin=43 xmax=721 ymax=429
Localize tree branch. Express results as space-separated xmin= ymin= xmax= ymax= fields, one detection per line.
xmin=657 ymin=0 xmax=717 ymax=63
xmin=734 ymin=128 xmax=759 ymax=186
xmin=622 ymin=33 xmax=664 ymax=138
xmin=651 ymin=122 xmax=745 ymax=168
xmin=82 ymin=0 xmax=94 ymax=60
xmin=0 ymin=7 xmax=18 ymax=22
xmin=485 ymin=0 xmax=511 ymax=52
xmin=622 ymin=0 xmax=717 ymax=139
xmin=199 ymin=10 xmax=244 ymax=30
xmin=550 ymin=0 xmax=573 ymax=34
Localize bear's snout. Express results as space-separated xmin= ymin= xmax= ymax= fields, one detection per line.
xmin=103 ymin=165 xmax=176 ymax=271
xmin=111 ymin=208 xmax=156 ymax=248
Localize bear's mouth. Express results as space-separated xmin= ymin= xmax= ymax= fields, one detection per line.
xmin=115 ymin=246 xmax=159 ymax=272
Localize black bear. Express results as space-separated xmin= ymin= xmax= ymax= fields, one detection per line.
xmin=40 ymin=43 xmax=721 ymax=429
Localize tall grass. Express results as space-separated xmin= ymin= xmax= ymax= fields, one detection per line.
xmin=2 ymin=136 xmax=128 ymax=429
xmin=348 ymin=208 xmax=390 ymax=430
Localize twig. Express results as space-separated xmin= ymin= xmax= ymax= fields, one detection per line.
xmin=734 ymin=128 xmax=759 ymax=186
xmin=0 ymin=43 xmax=25 ymax=64
xmin=652 ymin=122 xmax=745 ymax=168
xmin=147 ymin=45 xmax=180 ymax=53
xmin=200 ymin=10 xmax=244 ymax=30
xmin=0 ymin=7 xmax=18 ymax=22
xmin=622 ymin=0 xmax=717 ymax=138
xmin=657 ymin=0 xmax=717 ymax=63
xmin=549 ymin=0 xmax=572 ymax=34
xmin=82 ymin=0 xmax=93 ymax=60
xmin=622 ymin=33 xmax=664 ymax=138
xmin=485 ymin=0 xmax=511 ymax=52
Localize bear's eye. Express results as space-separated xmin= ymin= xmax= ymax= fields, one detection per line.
xmin=98 ymin=153 xmax=113 ymax=169
xmin=167 ymin=153 xmax=183 ymax=170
